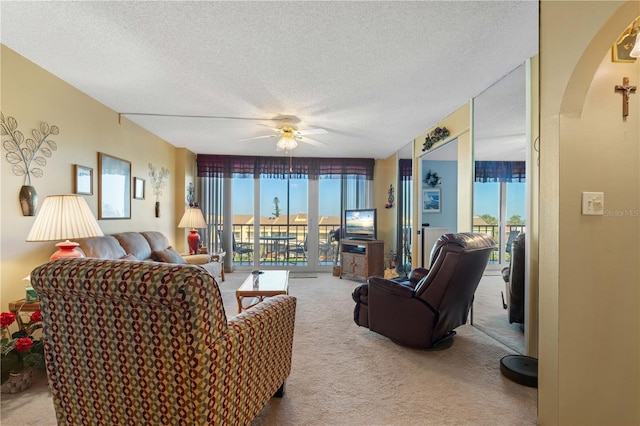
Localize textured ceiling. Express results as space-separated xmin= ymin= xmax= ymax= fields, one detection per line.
xmin=1 ymin=1 xmax=538 ymax=160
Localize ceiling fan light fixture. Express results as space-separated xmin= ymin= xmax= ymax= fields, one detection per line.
xmin=237 ymin=116 xmax=327 ymax=149
xmin=276 ymin=135 xmax=298 ymax=150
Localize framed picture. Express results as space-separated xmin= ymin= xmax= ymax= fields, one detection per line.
xmin=73 ymin=165 xmax=93 ymax=195
xmin=423 ymin=188 xmax=441 ymax=213
xmin=98 ymin=152 xmax=131 ymax=219
xmin=133 ymin=177 xmax=145 ymax=200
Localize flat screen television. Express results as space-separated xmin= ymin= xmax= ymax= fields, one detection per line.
xmin=344 ymin=208 xmax=377 ymax=240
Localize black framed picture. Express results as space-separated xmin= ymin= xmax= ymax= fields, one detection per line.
xmin=73 ymin=164 xmax=93 ymax=195
xmin=98 ymin=152 xmax=131 ymax=219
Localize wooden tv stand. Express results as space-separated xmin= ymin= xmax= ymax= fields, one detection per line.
xmin=340 ymin=239 xmax=384 ymax=282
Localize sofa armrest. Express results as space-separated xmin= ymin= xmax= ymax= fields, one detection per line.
xmin=182 ymin=254 xmax=213 ymax=264
xmin=224 ymin=295 xmax=296 ymax=409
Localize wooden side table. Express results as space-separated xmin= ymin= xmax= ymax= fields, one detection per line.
xmin=8 ymin=299 xmax=41 ymax=332
xmin=211 ymin=252 xmax=225 ymax=281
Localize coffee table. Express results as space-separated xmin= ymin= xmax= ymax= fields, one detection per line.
xmin=236 ymin=270 xmax=290 ymax=313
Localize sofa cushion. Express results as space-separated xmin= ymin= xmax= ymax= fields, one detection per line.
xmin=120 ymin=254 xmax=139 ymax=261
xmin=76 ymin=235 xmax=127 ymax=259
xmin=141 ymin=231 xmax=171 ymax=252
xmin=112 ymin=232 xmax=153 ymax=260
xmin=154 ymin=247 xmax=186 ymax=264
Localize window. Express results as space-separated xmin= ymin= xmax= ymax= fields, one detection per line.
xmin=198 ymin=155 xmax=373 ymax=270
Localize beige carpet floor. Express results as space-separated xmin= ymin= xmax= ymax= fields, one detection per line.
xmin=472 ymin=270 xmax=526 ymax=354
xmin=1 ymin=272 xmax=536 ymax=425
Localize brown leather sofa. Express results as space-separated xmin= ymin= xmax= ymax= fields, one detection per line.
xmin=75 ymin=231 xmax=223 ymax=280
xmin=352 ymin=233 xmax=495 ymax=349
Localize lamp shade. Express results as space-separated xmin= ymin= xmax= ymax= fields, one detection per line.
xmin=178 ymin=207 xmax=207 ymax=255
xmin=26 ymin=195 xmax=103 ymax=260
xmin=26 ymin=195 xmax=103 ymax=242
xmin=178 ymin=208 xmax=207 ymax=229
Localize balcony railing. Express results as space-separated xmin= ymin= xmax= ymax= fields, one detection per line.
xmin=207 ymin=224 xmax=340 ymax=266
xmin=473 ymin=224 xmax=525 ymax=262
xmin=206 ymin=223 xmax=523 ymax=266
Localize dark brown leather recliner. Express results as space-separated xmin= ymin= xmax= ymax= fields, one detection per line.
xmin=502 ymin=232 xmax=525 ymax=324
xmin=352 ymin=233 xmax=495 ymax=349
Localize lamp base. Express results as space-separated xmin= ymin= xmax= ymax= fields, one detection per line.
xmin=50 ymin=240 xmax=84 ymax=260
xmin=187 ymin=229 xmax=201 ymax=255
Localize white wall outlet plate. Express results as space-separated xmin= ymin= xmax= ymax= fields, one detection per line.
xmin=582 ymin=192 xmax=604 ymax=215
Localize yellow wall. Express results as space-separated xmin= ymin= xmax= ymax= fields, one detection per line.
xmin=539 ymin=1 xmax=639 ymax=424
xmin=0 ymin=45 xmax=194 ymax=305
xmin=174 ymin=148 xmax=198 ymax=247
xmin=411 ymin=103 xmax=472 ymax=267
xmin=373 ymin=154 xmax=397 ymax=257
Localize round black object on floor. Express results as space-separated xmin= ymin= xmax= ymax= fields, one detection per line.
xmin=500 ymin=355 xmax=538 ymax=388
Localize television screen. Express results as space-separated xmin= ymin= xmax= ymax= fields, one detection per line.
xmin=344 ymin=208 xmax=377 ymax=240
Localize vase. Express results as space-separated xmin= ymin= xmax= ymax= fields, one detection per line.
xmin=19 ymin=185 xmax=38 ymax=216
xmin=155 ymin=201 xmax=160 ymax=218
xmin=1 ymin=367 xmax=33 ymax=394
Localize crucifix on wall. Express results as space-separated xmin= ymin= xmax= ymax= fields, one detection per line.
xmin=615 ymin=77 xmax=637 ymax=118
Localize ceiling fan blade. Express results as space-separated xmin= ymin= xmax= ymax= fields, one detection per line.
xmin=238 ymin=134 xmax=278 ymax=141
xmin=297 ymin=136 xmax=328 ymax=147
xmin=118 ymin=112 xmax=277 ymax=121
xmin=295 ymin=128 xmax=328 ymax=136
xmin=257 ymin=123 xmax=283 ymax=132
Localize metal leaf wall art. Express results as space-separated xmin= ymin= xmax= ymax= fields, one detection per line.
xmin=0 ymin=112 xmax=60 ymax=215
xmin=1 ymin=112 xmax=59 ymax=185
xmin=149 ymin=163 xmax=169 ymax=217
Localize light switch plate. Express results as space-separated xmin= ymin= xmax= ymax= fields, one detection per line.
xmin=582 ymin=192 xmax=604 ymax=215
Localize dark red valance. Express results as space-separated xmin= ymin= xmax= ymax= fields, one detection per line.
xmin=399 ymin=159 xmax=412 ymax=179
xmin=197 ymin=155 xmax=375 ymax=180
xmin=475 ymin=161 xmax=526 ymax=183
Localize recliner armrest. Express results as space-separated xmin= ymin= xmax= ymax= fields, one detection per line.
xmin=368 ymin=276 xmax=415 ymax=298
xmin=352 ymin=283 xmax=368 ymax=303
xmin=221 ymin=294 xmax=296 ymax=421
xmin=227 ymin=294 xmax=297 ymax=337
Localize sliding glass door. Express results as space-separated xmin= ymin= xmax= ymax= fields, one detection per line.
xmin=258 ymin=175 xmax=309 ymax=268
xmin=220 ymin=174 xmax=368 ymax=271
xmin=318 ymin=178 xmax=341 ymax=267
xmin=197 ymin=155 xmax=374 ymax=272
xmin=473 ymin=181 xmax=526 ymax=265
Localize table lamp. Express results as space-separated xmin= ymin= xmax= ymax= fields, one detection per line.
xmin=178 ymin=207 xmax=207 ymax=255
xmin=26 ymin=195 xmax=104 ymax=260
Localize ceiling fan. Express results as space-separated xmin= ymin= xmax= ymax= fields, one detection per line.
xmin=238 ymin=115 xmax=328 ymax=151
xmin=117 ymin=112 xmax=327 ymax=151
